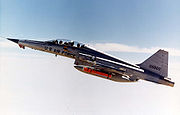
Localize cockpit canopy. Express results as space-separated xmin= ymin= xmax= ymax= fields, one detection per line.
xmin=45 ymin=39 xmax=86 ymax=48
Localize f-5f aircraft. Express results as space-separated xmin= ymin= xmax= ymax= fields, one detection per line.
xmin=7 ymin=38 xmax=174 ymax=87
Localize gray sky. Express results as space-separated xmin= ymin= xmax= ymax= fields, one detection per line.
xmin=0 ymin=0 xmax=180 ymax=114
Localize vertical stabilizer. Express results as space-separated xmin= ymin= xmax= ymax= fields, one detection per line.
xmin=139 ymin=50 xmax=168 ymax=77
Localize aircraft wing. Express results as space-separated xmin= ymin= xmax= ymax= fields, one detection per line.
xmin=93 ymin=62 xmax=126 ymax=73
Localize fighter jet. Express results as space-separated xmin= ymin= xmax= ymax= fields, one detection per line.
xmin=7 ymin=38 xmax=174 ymax=87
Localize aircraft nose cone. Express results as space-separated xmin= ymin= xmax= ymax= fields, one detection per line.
xmin=7 ymin=38 xmax=19 ymax=44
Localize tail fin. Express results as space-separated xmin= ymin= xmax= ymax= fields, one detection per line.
xmin=139 ymin=49 xmax=168 ymax=77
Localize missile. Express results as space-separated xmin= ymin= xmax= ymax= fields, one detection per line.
xmin=74 ymin=65 xmax=112 ymax=78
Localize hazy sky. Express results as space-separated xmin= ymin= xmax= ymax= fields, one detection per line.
xmin=0 ymin=0 xmax=180 ymax=115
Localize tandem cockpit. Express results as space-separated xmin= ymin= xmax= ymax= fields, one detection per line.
xmin=45 ymin=39 xmax=86 ymax=48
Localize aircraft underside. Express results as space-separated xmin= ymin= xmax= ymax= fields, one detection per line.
xmin=7 ymin=38 xmax=174 ymax=87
